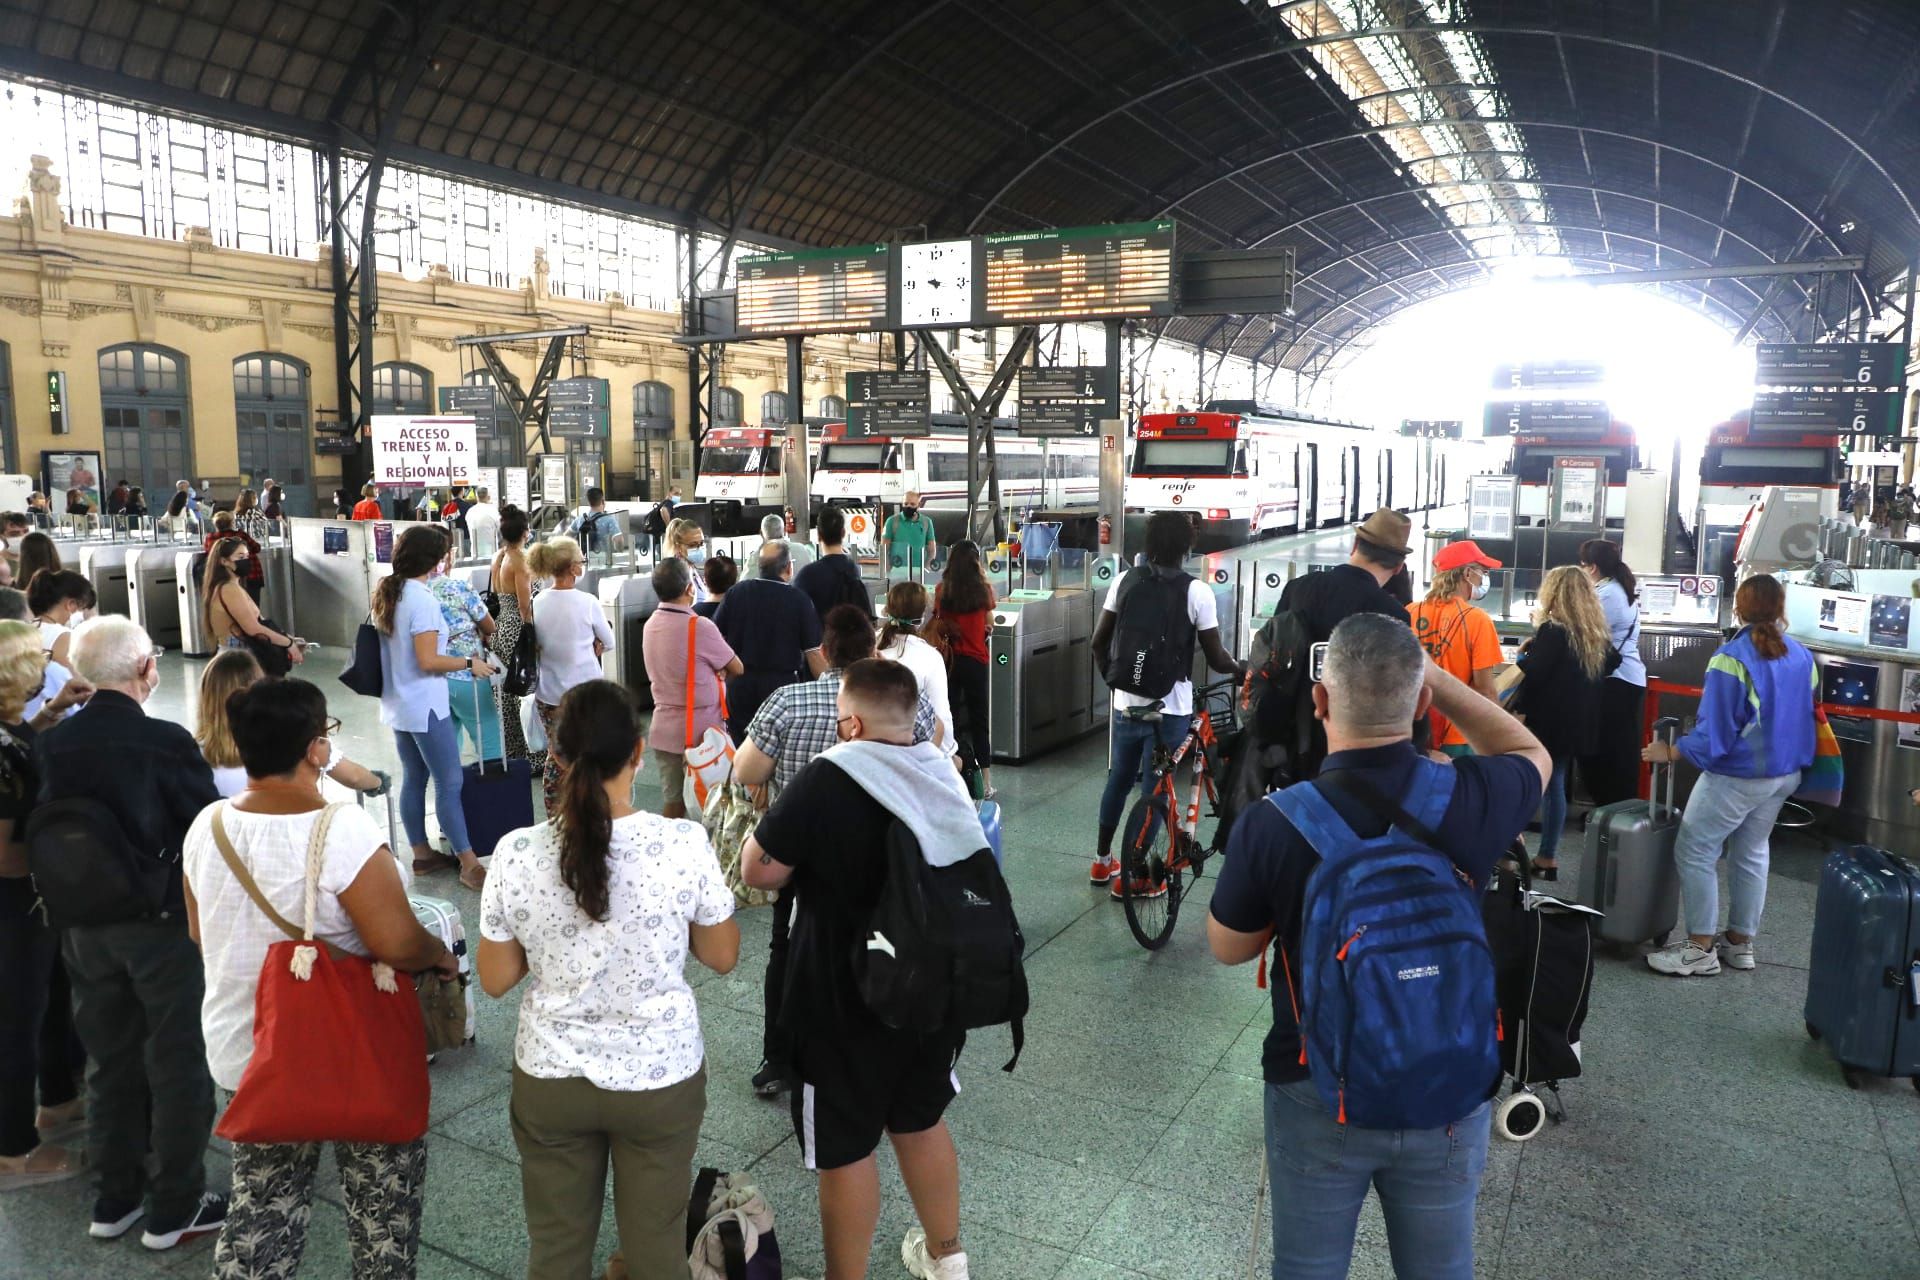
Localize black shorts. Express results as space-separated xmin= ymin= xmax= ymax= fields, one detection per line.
xmin=789 ymin=1028 xmax=965 ymax=1171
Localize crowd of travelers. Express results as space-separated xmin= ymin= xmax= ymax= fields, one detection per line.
xmin=0 ymin=474 xmax=1828 ymax=1280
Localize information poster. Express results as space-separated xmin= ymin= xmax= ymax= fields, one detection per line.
xmin=1641 ymin=579 xmax=1680 ymax=618
xmin=1467 ymin=475 xmax=1517 ymax=541
xmin=1818 ymin=593 xmax=1870 ymax=636
xmin=322 ymin=526 xmax=349 ymax=556
xmin=1901 ymin=670 xmax=1920 ymax=750
xmin=370 ymin=416 xmax=477 ymax=488
xmin=1549 ymin=457 xmax=1603 ymax=528
xmin=371 ymin=522 xmax=394 ymax=564
xmin=540 ymin=455 xmax=569 ymax=506
xmin=503 ymin=467 xmax=530 ymax=512
xmin=42 ymin=451 xmax=101 ymax=513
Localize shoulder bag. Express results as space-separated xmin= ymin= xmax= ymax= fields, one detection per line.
xmin=683 ymin=614 xmax=736 ymax=813
xmin=702 ymin=779 xmax=776 ymax=909
xmin=339 ymin=613 xmax=385 ymax=698
xmin=210 ymin=803 xmax=442 ymax=1145
xmin=224 ymin=586 xmax=295 ymax=677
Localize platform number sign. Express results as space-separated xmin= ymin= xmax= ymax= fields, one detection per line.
xmin=896 ymin=239 xmax=977 ymax=328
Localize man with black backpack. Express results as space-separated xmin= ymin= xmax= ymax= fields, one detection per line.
xmin=744 ymin=659 xmax=1021 ymax=1280
xmin=1090 ymin=511 xmax=1243 ymax=895
xmin=1207 ymin=613 xmax=1547 ymax=1279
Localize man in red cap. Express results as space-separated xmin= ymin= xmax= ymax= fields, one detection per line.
xmin=1406 ymin=540 xmax=1505 ymax=756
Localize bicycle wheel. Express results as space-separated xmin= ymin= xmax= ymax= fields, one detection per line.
xmin=1119 ymin=792 xmax=1184 ymax=950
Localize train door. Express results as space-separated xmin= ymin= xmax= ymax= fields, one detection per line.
xmin=1350 ymin=445 xmax=1364 ymax=522
xmin=1303 ymin=444 xmax=1320 ymax=529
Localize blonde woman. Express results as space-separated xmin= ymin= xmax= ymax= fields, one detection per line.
xmin=1507 ymin=565 xmax=1613 ymax=878
xmin=664 ymin=517 xmax=709 ymax=605
xmin=194 ymin=650 xmax=392 ymax=802
xmin=527 ymin=536 xmax=612 ymax=817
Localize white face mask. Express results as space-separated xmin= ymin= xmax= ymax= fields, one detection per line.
xmin=1470 ymin=576 xmax=1490 ymax=601
xmin=317 ymin=735 xmax=340 ymax=775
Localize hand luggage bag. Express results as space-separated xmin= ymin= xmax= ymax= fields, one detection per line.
xmin=979 ymin=799 xmax=1003 ymax=868
xmin=1577 ymin=715 xmax=1682 ymax=946
xmin=460 ymin=679 xmax=535 ymax=859
xmin=408 ymin=893 xmax=476 ymax=1047
xmin=1804 ymin=844 xmax=1920 ymax=1089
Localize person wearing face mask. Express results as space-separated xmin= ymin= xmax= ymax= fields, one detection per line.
xmin=202 ymin=539 xmax=303 ymax=668
xmin=205 ymin=510 xmax=265 ymax=603
xmin=665 ymin=516 xmax=710 ymax=604
xmin=880 ymin=490 xmax=938 ymax=582
xmin=427 ymin=537 xmax=502 ymax=763
xmin=193 ymin=650 xmax=388 ymax=800
xmin=1406 ymin=541 xmax=1504 ymax=759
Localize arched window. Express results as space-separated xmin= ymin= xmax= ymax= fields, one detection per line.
xmin=816 ymin=394 xmax=847 ymax=421
xmin=760 ymin=390 xmax=790 ymax=425
xmin=373 ymin=362 xmax=433 ymax=415
xmin=98 ymin=344 xmax=191 ymax=501
xmin=634 ymin=381 xmax=673 ymax=432
xmin=713 ymin=386 xmax=743 ymax=429
xmin=233 ymin=354 xmax=312 ymax=515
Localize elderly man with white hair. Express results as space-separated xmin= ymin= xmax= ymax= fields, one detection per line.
xmin=34 ymin=616 xmax=226 ymax=1251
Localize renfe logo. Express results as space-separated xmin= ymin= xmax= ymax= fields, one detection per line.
xmin=1396 ymin=964 xmax=1441 ymax=982
xmin=1163 ymin=480 xmax=1198 ymax=494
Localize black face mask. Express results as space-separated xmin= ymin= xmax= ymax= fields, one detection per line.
xmin=903 ymin=505 xmax=918 ymax=518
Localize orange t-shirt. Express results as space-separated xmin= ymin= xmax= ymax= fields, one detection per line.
xmin=351 ymin=498 xmax=383 ymax=521
xmin=1405 ymin=598 xmax=1501 ymax=746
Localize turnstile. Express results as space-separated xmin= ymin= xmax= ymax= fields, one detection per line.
xmin=598 ymin=573 xmax=661 ymax=709
xmin=129 ymin=547 xmax=183 ymax=650
xmin=80 ymin=544 xmax=132 ymax=619
xmin=988 ymin=587 xmax=1100 ymax=762
xmin=176 ymin=550 xmax=213 ymax=658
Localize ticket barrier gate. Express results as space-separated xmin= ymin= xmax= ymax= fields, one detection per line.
xmin=129 ymin=547 xmax=183 ymax=650
xmin=80 ymin=543 xmax=132 ymax=619
xmin=988 ymin=586 xmax=1100 ymax=762
xmin=176 ymin=551 xmax=213 ymax=657
xmin=598 ymin=574 xmax=661 ymax=709
xmin=261 ymin=544 xmax=294 ymax=636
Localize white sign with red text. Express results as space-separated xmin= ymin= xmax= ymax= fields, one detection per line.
xmin=371 ymin=416 xmax=477 ymax=487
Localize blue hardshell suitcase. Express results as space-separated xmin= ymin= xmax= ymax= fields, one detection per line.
xmin=979 ymin=800 xmax=1004 ymax=869
xmin=460 ymin=680 xmax=536 ymax=859
xmin=1804 ymin=844 xmax=1920 ymax=1089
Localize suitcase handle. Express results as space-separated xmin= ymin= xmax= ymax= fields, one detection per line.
xmin=1650 ymin=716 xmax=1681 ymax=819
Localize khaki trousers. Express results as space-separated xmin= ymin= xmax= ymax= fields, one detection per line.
xmin=510 ymin=1063 xmax=707 ymax=1280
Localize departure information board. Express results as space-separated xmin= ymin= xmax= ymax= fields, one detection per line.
xmin=981 ymin=221 xmax=1175 ymax=323
xmin=736 ymin=244 xmax=889 ymax=336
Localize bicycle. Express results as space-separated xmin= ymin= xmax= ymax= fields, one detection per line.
xmin=1117 ymin=682 xmax=1236 ymax=951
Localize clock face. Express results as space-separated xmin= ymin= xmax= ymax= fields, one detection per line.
xmin=897 ymin=239 xmax=975 ymax=328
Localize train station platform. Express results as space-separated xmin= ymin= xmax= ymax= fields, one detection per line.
xmin=4 ymin=640 xmax=1913 ymax=1280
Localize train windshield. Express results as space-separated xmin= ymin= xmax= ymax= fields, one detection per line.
xmin=1133 ymin=440 xmax=1235 ymax=474
xmin=700 ymin=447 xmax=763 ymax=475
xmin=820 ymin=443 xmax=890 ymax=471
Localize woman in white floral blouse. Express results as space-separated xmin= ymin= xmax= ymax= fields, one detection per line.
xmin=477 ymin=679 xmax=739 ymax=1280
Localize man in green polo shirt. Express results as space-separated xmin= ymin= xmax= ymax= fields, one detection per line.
xmin=881 ymin=490 xmax=938 ymax=580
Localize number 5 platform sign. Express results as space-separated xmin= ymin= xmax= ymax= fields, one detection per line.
xmin=371 ymin=416 xmax=478 ymax=487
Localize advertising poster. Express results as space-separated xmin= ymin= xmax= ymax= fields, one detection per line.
xmin=43 ymin=450 xmax=102 ymax=513
xmin=372 ymin=522 xmax=395 ymax=564
xmin=1901 ymin=669 xmax=1920 ymax=750
xmin=1870 ymin=594 xmax=1914 ymax=649
xmin=1823 ymin=661 xmax=1879 ymax=744
xmin=322 ymin=526 xmax=349 ymax=556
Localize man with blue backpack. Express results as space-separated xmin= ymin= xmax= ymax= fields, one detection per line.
xmin=1208 ymin=613 xmax=1547 ymax=1279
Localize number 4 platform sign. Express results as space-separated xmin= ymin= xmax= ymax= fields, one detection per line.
xmin=371 ymin=416 xmax=478 ymax=487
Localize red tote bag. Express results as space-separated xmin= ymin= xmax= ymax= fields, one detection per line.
xmin=211 ymin=804 xmax=430 ymax=1146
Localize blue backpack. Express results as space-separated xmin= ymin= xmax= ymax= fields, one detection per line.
xmin=1269 ymin=763 xmax=1500 ymax=1130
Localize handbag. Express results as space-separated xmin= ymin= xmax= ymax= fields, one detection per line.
xmin=521 ymin=695 xmax=548 ymax=754
xmin=481 ymin=566 xmax=501 ymax=619
xmin=503 ymin=620 xmax=539 ymax=698
xmin=1793 ymin=703 xmax=1846 ymax=806
xmin=686 ymin=1167 xmax=783 ymax=1280
xmin=243 ymin=616 xmax=296 ymax=678
xmin=209 ymin=803 xmax=431 ymax=1144
xmin=702 ymin=780 xmax=777 ymax=909
xmin=682 ymin=614 xmax=735 ymax=812
xmin=339 ymin=614 xmax=384 ymax=698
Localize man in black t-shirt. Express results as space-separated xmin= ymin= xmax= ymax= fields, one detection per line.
xmin=792 ymin=505 xmax=874 ymax=622
xmin=744 ymin=660 xmax=972 ymax=1280
xmin=713 ymin=541 xmax=824 ymax=742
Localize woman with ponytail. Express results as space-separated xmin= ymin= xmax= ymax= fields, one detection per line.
xmin=877 ymin=580 xmax=956 ymax=761
xmin=476 ymin=680 xmax=739 ymax=1280
xmin=375 ymin=524 xmax=496 ymax=891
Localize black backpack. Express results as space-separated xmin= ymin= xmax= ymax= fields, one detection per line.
xmin=1246 ymin=609 xmax=1313 ymax=755
xmin=28 ymin=796 xmax=172 ymax=927
xmin=1103 ymin=565 xmax=1196 ymax=700
xmin=855 ymin=819 xmax=1028 ymax=1071
xmin=502 ymin=621 xmax=539 ymax=699
xmin=644 ymin=502 xmax=669 ymax=537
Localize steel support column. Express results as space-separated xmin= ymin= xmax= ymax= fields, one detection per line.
xmin=921 ymin=327 xmax=1037 ymax=544
xmin=785 ymin=335 xmax=811 ymax=544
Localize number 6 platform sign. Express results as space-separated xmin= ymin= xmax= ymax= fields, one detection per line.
xmin=371 ymin=416 xmax=478 ymax=487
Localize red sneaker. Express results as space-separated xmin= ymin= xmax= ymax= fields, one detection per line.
xmin=1089 ymin=857 xmax=1119 ymax=885
xmin=1109 ymin=875 xmax=1168 ymax=901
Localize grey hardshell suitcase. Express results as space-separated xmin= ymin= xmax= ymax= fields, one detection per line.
xmin=1804 ymin=845 xmax=1920 ymax=1090
xmin=1577 ymin=716 xmax=1681 ymax=946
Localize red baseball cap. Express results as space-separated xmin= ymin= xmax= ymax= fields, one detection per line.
xmin=1433 ymin=540 xmax=1502 ymax=572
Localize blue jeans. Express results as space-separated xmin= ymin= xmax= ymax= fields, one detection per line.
xmin=395 ymin=711 xmax=470 ymax=855
xmin=446 ymin=675 xmax=504 ymax=764
xmin=1265 ymin=1078 xmax=1490 ymax=1280
xmin=1674 ymin=769 xmax=1800 ymax=938
xmin=1536 ymin=757 xmax=1570 ymax=863
xmin=1098 ymin=710 xmax=1189 ymax=838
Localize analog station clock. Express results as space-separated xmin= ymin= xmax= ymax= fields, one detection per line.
xmin=896 ymin=239 xmax=976 ymax=327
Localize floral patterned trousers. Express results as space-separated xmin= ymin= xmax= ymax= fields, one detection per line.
xmin=212 ymin=1137 xmax=427 ymax=1279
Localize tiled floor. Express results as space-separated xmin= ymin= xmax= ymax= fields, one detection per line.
xmin=5 ymin=646 xmax=1918 ymax=1280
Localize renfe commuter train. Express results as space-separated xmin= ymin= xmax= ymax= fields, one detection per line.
xmin=1127 ymin=401 xmax=1507 ymax=548
xmin=811 ymin=416 xmax=1100 ymax=510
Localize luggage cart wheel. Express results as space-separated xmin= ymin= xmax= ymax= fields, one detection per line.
xmin=1495 ymin=1090 xmax=1548 ymax=1142
xmin=1805 ymin=1021 xmax=1821 ymax=1042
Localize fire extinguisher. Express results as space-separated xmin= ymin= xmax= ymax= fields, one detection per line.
xmin=783 ymin=506 xmax=796 ymax=534
xmin=1098 ymin=514 xmax=1112 ymax=546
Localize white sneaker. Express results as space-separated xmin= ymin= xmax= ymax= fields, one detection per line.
xmin=1716 ymin=934 xmax=1756 ymax=970
xmin=902 ymin=1227 xmax=970 ymax=1279
xmin=1646 ymin=940 xmax=1721 ymax=977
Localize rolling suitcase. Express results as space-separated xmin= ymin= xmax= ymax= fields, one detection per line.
xmin=408 ymin=893 xmax=476 ymax=1047
xmin=460 ymin=678 xmax=536 ymax=859
xmin=979 ymin=799 xmax=1004 ymax=868
xmin=1804 ymin=845 xmax=1920 ymax=1090
xmin=1577 ymin=715 xmax=1682 ymax=947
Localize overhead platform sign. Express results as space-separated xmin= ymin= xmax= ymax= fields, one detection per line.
xmin=547 ymin=377 xmax=611 ymax=438
xmin=1756 ymin=342 xmax=1907 ymax=388
xmin=1484 ymin=399 xmax=1611 ymax=438
xmin=1752 ymin=389 xmax=1903 ymax=435
xmin=1752 ymin=342 xmax=1908 ymax=436
xmin=981 ymin=220 xmax=1176 ymax=324
xmin=736 ymin=243 xmax=889 ymax=336
xmin=371 ymin=416 xmax=477 ymax=487
xmin=1016 ymin=365 xmax=1118 ymax=437
xmin=845 ymin=370 xmax=932 ymax=439
xmin=1490 ymin=360 xmax=1605 ymax=390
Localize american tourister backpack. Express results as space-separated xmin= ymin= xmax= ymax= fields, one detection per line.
xmin=1268 ymin=763 xmax=1501 ymax=1130
xmin=855 ymin=818 xmax=1028 ymax=1070
xmin=1104 ymin=565 xmax=1196 ymax=700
